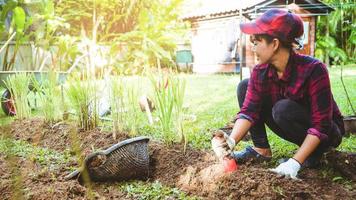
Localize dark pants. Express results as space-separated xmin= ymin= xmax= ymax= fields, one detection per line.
xmin=237 ymin=79 xmax=342 ymax=156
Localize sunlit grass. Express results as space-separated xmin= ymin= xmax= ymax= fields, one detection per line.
xmin=120 ymin=181 xmax=199 ymax=200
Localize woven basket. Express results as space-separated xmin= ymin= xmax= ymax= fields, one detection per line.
xmin=65 ymin=136 xmax=150 ymax=182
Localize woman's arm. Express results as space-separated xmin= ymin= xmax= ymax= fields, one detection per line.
xmin=293 ymin=134 xmax=320 ymax=164
xmin=230 ymin=118 xmax=252 ymax=144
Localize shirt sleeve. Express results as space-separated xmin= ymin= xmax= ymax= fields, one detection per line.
xmin=236 ymin=67 xmax=264 ymax=125
xmin=307 ymin=63 xmax=333 ymax=142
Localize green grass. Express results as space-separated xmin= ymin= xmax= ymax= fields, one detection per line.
xmin=329 ymin=64 xmax=356 ymax=116
xmin=0 ymin=137 xmax=74 ymax=166
xmin=120 ymin=181 xmax=199 ymax=200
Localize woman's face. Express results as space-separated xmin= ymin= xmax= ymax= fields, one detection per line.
xmin=250 ymin=35 xmax=276 ymax=65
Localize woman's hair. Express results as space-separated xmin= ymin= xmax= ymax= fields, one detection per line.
xmin=251 ymin=34 xmax=294 ymax=49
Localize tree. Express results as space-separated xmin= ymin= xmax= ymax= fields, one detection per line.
xmin=316 ymin=0 xmax=355 ymax=65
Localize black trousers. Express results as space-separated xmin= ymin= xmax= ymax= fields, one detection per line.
xmin=237 ymin=79 xmax=342 ymax=155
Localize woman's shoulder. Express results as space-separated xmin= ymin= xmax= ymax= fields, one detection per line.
xmin=294 ymin=53 xmax=325 ymax=67
xmin=293 ymin=53 xmax=329 ymax=76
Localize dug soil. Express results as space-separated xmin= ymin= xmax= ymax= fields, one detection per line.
xmin=1 ymin=118 xmax=355 ymax=199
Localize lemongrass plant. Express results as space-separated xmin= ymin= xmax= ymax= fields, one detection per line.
xmin=149 ymin=73 xmax=176 ymax=145
xmin=125 ymin=79 xmax=142 ymax=136
xmin=66 ymin=76 xmax=99 ymax=130
xmin=37 ymin=72 xmax=62 ymax=124
xmin=108 ymin=76 xmax=125 ymax=138
xmin=171 ymin=76 xmax=187 ymax=150
xmin=4 ymin=73 xmax=33 ymax=119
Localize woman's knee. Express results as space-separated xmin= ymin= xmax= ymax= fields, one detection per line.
xmin=272 ymin=99 xmax=295 ymax=123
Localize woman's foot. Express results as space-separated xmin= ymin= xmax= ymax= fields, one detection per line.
xmin=253 ymin=147 xmax=272 ymax=157
xmin=231 ymin=146 xmax=272 ymax=164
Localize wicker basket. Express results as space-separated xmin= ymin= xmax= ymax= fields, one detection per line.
xmin=65 ymin=136 xmax=150 ymax=182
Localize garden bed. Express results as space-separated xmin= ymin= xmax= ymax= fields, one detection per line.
xmin=1 ymin=119 xmax=355 ymax=199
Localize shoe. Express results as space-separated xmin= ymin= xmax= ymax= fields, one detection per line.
xmin=231 ymin=146 xmax=271 ymax=164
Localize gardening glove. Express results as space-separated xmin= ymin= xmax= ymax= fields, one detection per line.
xmin=270 ymin=158 xmax=301 ymax=179
xmin=211 ymin=130 xmax=236 ymax=160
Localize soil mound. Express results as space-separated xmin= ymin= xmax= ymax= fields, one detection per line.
xmin=1 ymin=119 xmax=355 ymax=199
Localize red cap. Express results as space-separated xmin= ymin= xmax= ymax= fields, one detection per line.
xmin=240 ymin=9 xmax=304 ymax=44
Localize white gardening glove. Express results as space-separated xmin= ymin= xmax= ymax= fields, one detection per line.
xmin=211 ymin=130 xmax=236 ymax=160
xmin=270 ymin=158 xmax=301 ymax=179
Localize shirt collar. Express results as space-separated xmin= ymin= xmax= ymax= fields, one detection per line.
xmin=267 ymin=50 xmax=295 ymax=82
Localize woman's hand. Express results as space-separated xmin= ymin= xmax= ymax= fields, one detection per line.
xmin=211 ymin=130 xmax=236 ymax=160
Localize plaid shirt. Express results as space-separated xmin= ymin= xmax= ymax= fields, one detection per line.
xmin=237 ymin=51 xmax=343 ymax=142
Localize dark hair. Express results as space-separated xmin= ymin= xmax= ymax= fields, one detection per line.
xmin=251 ymin=34 xmax=293 ymax=49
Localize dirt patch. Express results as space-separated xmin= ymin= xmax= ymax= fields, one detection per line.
xmin=325 ymin=149 xmax=356 ymax=181
xmin=5 ymin=118 xmax=129 ymax=155
xmin=150 ymin=145 xmax=356 ymax=199
xmin=1 ymin=119 xmax=356 ymax=199
xmin=0 ymin=154 xmax=133 ymax=200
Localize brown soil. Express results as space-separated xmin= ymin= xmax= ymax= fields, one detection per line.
xmin=1 ymin=119 xmax=356 ymax=199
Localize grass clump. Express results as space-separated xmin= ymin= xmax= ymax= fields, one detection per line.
xmin=121 ymin=181 xmax=199 ymax=200
xmin=36 ymin=72 xmax=63 ymax=124
xmin=66 ymin=76 xmax=99 ymax=130
xmin=4 ymin=73 xmax=33 ymax=119
xmin=150 ymin=73 xmax=187 ymax=145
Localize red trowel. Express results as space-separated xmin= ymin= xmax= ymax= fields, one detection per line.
xmin=212 ymin=130 xmax=238 ymax=173
xmin=223 ymin=156 xmax=238 ymax=172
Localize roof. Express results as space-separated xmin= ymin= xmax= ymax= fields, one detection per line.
xmin=182 ymin=0 xmax=334 ymax=20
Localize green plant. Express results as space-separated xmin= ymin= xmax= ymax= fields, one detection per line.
xmin=125 ymin=79 xmax=142 ymax=136
xmin=121 ymin=181 xmax=199 ymax=200
xmin=4 ymin=73 xmax=33 ymax=119
xmin=37 ymin=71 xmax=62 ymax=124
xmin=149 ymin=73 xmax=187 ymax=145
xmin=316 ymin=1 xmax=355 ymax=65
xmin=171 ymin=75 xmax=187 ymax=150
xmin=66 ymin=76 xmax=99 ymax=130
xmin=55 ymin=0 xmax=149 ymax=40
xmin=30 ymin=0 xmax=75 ymax=71
xmin=150 ymin=73 xmax=175 ymax=144
xmin=108 ymin=76 xmax=125 ymax=137
xmin=1 ymin=0 xmax=32 ymax=71
xmin=110 ymin=0 xmax=189 ymax=74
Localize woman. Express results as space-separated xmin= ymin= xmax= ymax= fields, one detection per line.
xmin=212 ymin=9 xmax=344 ymax=179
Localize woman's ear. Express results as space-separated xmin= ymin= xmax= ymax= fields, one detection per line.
xmin=272 ymin=38 xmax=280 ymax=52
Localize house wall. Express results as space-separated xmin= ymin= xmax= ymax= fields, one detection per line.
xmin=188 ymin=7 xmax=319 ymax=74
xmin=190 ymin=16 xmax=241 ymax=74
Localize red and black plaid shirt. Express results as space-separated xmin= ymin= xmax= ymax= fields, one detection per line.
xmin=237 ymin=51 xmax=343 ymax=141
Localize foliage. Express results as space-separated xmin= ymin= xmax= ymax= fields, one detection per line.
xmin=112 ymin=0 xmax=189 ymax=74
xmin=66 ymin=76 xmax=99 ymax=130
xmin=4 ymin=73 xmax=32 ymax=119
xmin=55 ymin=0 xmax=189 ymax=74
xmin=36 ymin=72 xmax=63 ymax=124
xmin=29 ymin=0 xmax=79 ymax=71
xmin=1 ymin=0 xmax=76 ymax=71
xmin=124 ymin=79 xmax=142 ymax=136
xmin=54 ymin=0 xmax=149 ymax=40
xmin=316 ymin=1 xmax=355 ymax=64
xmin=121 ymin=181 xmax=199 ymax=200
xmin=0 ymin=138 xmax=73 ymax=166
xmin=150 ymin=72 xmax=186 ymax=145
xmin=108 ymin=76 xmax=125 ymax=136
xmin=0 ymin=0 xmax=33 ymax=71
xmin=171 ymin=74 xmax=187 ymax=149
